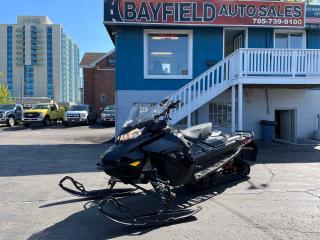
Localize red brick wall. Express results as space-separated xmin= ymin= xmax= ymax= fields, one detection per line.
xmin=83 ymin=54 xmax=115 ymax=111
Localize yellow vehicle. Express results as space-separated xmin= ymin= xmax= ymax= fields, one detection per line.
xmin=22 ymin=103 xmax=65 ymax=127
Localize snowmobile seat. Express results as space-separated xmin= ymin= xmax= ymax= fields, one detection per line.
xmin=203 ymin=136 xmax=227 ymax=147
xmin=181 ymin=123 xmax=212 ymax=140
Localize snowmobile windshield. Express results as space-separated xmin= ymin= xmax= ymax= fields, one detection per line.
xmin=123 ymin=99 xmax=173 ymax=128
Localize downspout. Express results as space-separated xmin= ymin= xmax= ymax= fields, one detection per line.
xmin=265 ymin=88 xmax=270 ymax=114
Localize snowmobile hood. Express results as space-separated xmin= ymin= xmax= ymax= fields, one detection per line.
xmin=100 ymin=144 xmax=123 ymax=163
xmin=100 ymin=140 xmax=146 ymax=167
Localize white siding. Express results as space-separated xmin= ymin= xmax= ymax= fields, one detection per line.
xmin=243 ymin=88 xmax=320 ymax=140
xmin=117 ymin=88 xmax=320 ymax=140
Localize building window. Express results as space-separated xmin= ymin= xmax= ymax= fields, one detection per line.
xmin=31 ymin=25 xmax=37 ymax=65
xmin=47 ymin=27 xmax=53 ymax=98
xmin=7 ymin=26 xmax=13 ymax=93
xmin=132 ymin=103 xmax=157 ymax=113
xmin=101 ymin=95 xmax=107 ymax=104
xmin=24 ymin=65 xmax=34 ymax=97
xmin=144 ymin=30 xmax=193 ymax=79
xmin=274 ymin=30 xmax=305 ymax=49
xmin=209 ymin=103 xmax=233 ymax=125
xmin=108 ymin=57 xmax=115 ymax=66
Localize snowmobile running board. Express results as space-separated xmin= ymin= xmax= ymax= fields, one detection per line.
xmin=58 ymin=176 xmax=136 ymax=199
xmin=195 ymin=148 xmax=242 ymax=181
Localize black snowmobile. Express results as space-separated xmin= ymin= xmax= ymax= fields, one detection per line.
xmin=59 ymin=98 xmax=257 ymax=227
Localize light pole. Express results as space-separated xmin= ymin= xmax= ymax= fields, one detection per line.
xmin=79 ymin=87 xmax=84 ymax=104
xmin=0 ymin=72 xmax=5 ymax=85
xmin=20 ymin=76 xmax=23 ymax=105
xmin=79 ymin=76 xmax=84 ymax=104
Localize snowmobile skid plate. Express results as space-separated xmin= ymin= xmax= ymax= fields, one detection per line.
xmin=98 ymin=196 xmax=202 ymax=227
xmin=59 ymin=176 xmax=136 ymax=199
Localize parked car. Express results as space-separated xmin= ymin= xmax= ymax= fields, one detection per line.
xmin=22 ymin=103 xmax=65 ymax=127
xmin=63 ymin=104 xmax=96 ymax=126
xmin=100 ymin=104 xmax=115 ymax=125
xmin=0 ymin=104 xmax=24 ymax=127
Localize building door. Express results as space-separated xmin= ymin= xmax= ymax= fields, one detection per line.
xmin=233 ymin=34 xmax=243 ymax=52
xmin=224 ymin=28 xmax=247 ymax=58
xmin=275 ymin=109 xmax=296 ymax=143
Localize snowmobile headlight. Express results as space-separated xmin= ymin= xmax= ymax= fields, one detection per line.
xmin=118 ymin=128 xmax=142 ymax=142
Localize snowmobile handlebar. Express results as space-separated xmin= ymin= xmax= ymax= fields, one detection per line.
xmin=167 ymin=100 xmax=181 ymax=110
xmin=155 ymin=100 xmax=181 ymax=120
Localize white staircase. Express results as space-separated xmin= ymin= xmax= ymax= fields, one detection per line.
xmin=170 ymin=48 xmax=320 ymax=126
xmin=170 ymin=49 xmax=242 ymax=126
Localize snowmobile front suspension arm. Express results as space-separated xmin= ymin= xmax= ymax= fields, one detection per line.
xmin=58 ymin=176 xmax=136 ymax=199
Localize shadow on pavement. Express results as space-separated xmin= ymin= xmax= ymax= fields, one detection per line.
xmin=89 ymin=123 xmax=115 ymax=129
xmin=29 ymin=200 xmax=159 ymax=240
xmin=2 ymin=141 xmax=319 ymax=177
xmin=1 ymin=123 xmax=112 ymax=131
xmin=1 ymin=123 xmax=64 ymax=131
xmin=0 ymin=144 xmax=107 ymax=177
xmin=29 ymin=179 xmax=244 ymax=240
xmin=256 ymin=142 xmax=320 ymax=164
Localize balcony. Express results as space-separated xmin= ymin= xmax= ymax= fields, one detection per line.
xmin=35 ymin=45 xmax=44 ymax=50
xmin=36 ymin=57 xmax=44 ymax=62
xmin=232 ymin=48 xmax=320 ymax=84
xmin=16 ymin=57 xmax=24 ymax=62
xmin=16 ymin=51 xmax=24 ymax=56
xmin=15 ymin=28 xmax=24 ymax=33
xmin=16 ymin=33 xmax=24 ymax=38
xmin=36 ymin=34 xmax=44 ymax=39
xmin=16 ymin=39 xmax=24 ymax=43
xmin=15 ymin=45 xmax=24 ymax=50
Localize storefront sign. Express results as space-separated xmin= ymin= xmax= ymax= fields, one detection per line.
xmin=306 ymin=5 xmax=320 ymax=30
xmin=104 ymin=0 xmax=305 ymax=28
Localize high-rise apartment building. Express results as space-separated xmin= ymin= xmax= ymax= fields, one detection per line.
xmin=0 ymin=16 xmax=80 ymax=103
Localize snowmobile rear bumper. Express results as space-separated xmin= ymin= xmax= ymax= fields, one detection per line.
xmin=240 ymin=140 xmax=258 ymax=162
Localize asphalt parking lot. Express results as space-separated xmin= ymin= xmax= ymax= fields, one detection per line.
xmin=0 ymin=124 xmax=320 ymax=240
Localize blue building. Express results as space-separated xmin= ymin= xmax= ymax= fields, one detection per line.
xmin=104 ymin=0 xmax=320 ymax=142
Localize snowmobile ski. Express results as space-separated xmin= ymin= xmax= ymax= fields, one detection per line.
xmin=98 ymin=196 xmax=202 ymax=227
